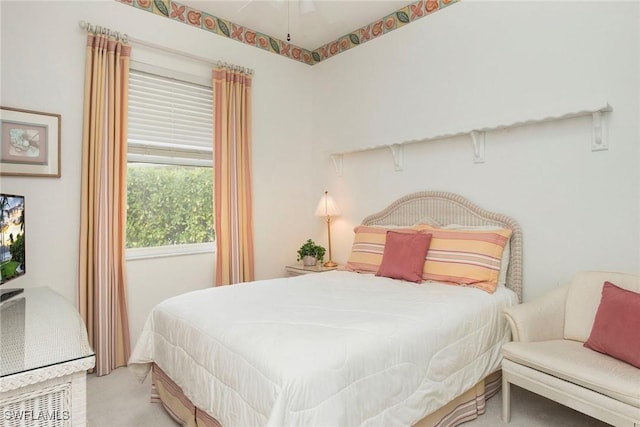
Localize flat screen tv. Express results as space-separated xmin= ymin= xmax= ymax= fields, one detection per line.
xmin=0 ymin=193 xmax=25 ymax=301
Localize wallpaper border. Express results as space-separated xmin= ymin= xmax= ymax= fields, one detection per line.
xmin=116 ymin=0 xmax=459 ymax=65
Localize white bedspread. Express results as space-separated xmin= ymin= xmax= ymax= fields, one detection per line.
xmin=129 ymin=271 xmax=517 ymax=427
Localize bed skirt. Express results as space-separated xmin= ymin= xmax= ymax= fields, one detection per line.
xmin=150 ymin=363 xmax=501 ymax=427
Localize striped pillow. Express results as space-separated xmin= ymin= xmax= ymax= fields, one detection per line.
xmin=443 ymin=224 xmax=512 ymax=287
xmin=414 ymin=224 xmax=512 ymax=293
xmin=345 ymin=226 xmax=416 ymax=274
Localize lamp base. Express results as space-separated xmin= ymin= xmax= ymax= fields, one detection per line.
xmin=323 ymin=260 xmax=337 ymax=268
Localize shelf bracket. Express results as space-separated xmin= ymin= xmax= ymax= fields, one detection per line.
xmin=470 ymin=131 xmax=485 ymax=163
xmin=591 ymin=111 xmax=608 ymax=151
xmin=388 ymin=144 xmax=404 ymax=171
xmin=330 ymin=154 xmax=343 ymax=176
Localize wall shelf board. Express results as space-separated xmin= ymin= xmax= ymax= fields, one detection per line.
xmin=328 ymin=103 xmax=612 ymax=174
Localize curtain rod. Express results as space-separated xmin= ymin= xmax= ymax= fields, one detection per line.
xmin=78 ymin=20 xmax=254 ymax=75
xmin=79 ymin=20 xmax=128 ymax=43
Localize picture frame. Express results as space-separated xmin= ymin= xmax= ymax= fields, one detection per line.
xmin=0 ymin=106 xmax=61 ymax=177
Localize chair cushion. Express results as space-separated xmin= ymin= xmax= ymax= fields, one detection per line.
xmin=564 ymin=271 xmax=640 ymax=342
xmin=502 ymin=339 xmax=640 ymax=408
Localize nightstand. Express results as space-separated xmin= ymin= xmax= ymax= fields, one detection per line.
xmin=285 ymin=264 xmax=338 ymax=276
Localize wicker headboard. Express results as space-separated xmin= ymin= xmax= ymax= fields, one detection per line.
xmin=361 ymin=191 xmax=523 ymax=302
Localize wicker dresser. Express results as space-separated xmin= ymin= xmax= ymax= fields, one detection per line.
xmin=0 ymin=288 xmax=95 ymax=427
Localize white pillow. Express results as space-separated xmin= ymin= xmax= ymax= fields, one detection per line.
xmin=369 ymin=216 xmax=443 ymax=228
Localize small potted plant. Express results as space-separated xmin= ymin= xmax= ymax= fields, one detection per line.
xmin=297 ymin=239 xmax=326 ymax=266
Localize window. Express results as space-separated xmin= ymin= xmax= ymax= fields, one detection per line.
xmin=126 ymin=63 xmax=214 ymax=259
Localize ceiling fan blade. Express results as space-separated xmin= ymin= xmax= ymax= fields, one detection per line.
xmin=299 ymin=0 xmax=316 ymax=15
xmin=235 ymin=0 xmax=253 ymax=13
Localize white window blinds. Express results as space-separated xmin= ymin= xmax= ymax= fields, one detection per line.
xmin=128 ymin=67 xmax=213 ymax=164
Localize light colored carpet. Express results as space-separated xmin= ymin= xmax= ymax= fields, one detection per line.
xmin=87 ymin=367 xmax=610 ymax=427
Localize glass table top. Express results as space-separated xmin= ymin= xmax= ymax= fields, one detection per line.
xmin=0 ymin=287 xmax=95 ymax=377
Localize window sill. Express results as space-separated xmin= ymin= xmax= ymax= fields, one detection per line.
xmin=126 ymin=243 xmax=215 ymax=261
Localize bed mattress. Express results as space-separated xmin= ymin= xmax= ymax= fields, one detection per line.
xmin=129 ymin=270 xmax=517 ymax=427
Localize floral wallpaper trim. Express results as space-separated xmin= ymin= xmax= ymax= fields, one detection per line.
xmin=115 ymin=0 xmax=459 ymax=65
xmin=312 ymin=0 xmax=458 ymax=63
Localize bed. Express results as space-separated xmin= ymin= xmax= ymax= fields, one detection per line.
xmin=129 ymin=191 xmax=523 ymax=427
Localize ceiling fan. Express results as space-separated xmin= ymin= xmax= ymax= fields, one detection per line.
xmin=236 ymin=0 xmax=317 ymax=41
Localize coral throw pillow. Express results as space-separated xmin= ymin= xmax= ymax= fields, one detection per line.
xmin=584 ymin=281 xmax=640 ymax=368
xmin=345 ymin=226 xmax=415 ymax=274
xmin=375 ymin=231 xmax=432 ymax=283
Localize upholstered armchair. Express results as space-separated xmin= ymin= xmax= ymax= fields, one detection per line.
xmin=501 ymin=271 xmax=640 ymax=427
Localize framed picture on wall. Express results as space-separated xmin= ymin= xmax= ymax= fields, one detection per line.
xmin=0 ymin=106 xmax=61 ymax=177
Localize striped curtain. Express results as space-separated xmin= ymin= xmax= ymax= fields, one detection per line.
xmin=78 ymin=33 xmax=131 ymax=376
xmin=212 ymin=65 xmax=255 ymax=285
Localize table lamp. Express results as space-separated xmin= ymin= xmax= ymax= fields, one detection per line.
xmin=315 ymin=191 xmax=340 ymax=267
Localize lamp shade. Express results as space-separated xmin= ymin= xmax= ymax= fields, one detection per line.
xmin=315 ymin=191 xmax=341 ymax=217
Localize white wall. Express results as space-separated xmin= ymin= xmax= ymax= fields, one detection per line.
xmin=311 ymin=1 xmax=640 ymax=301
xmin=0 ymin=0 xmax=314 ymax=345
